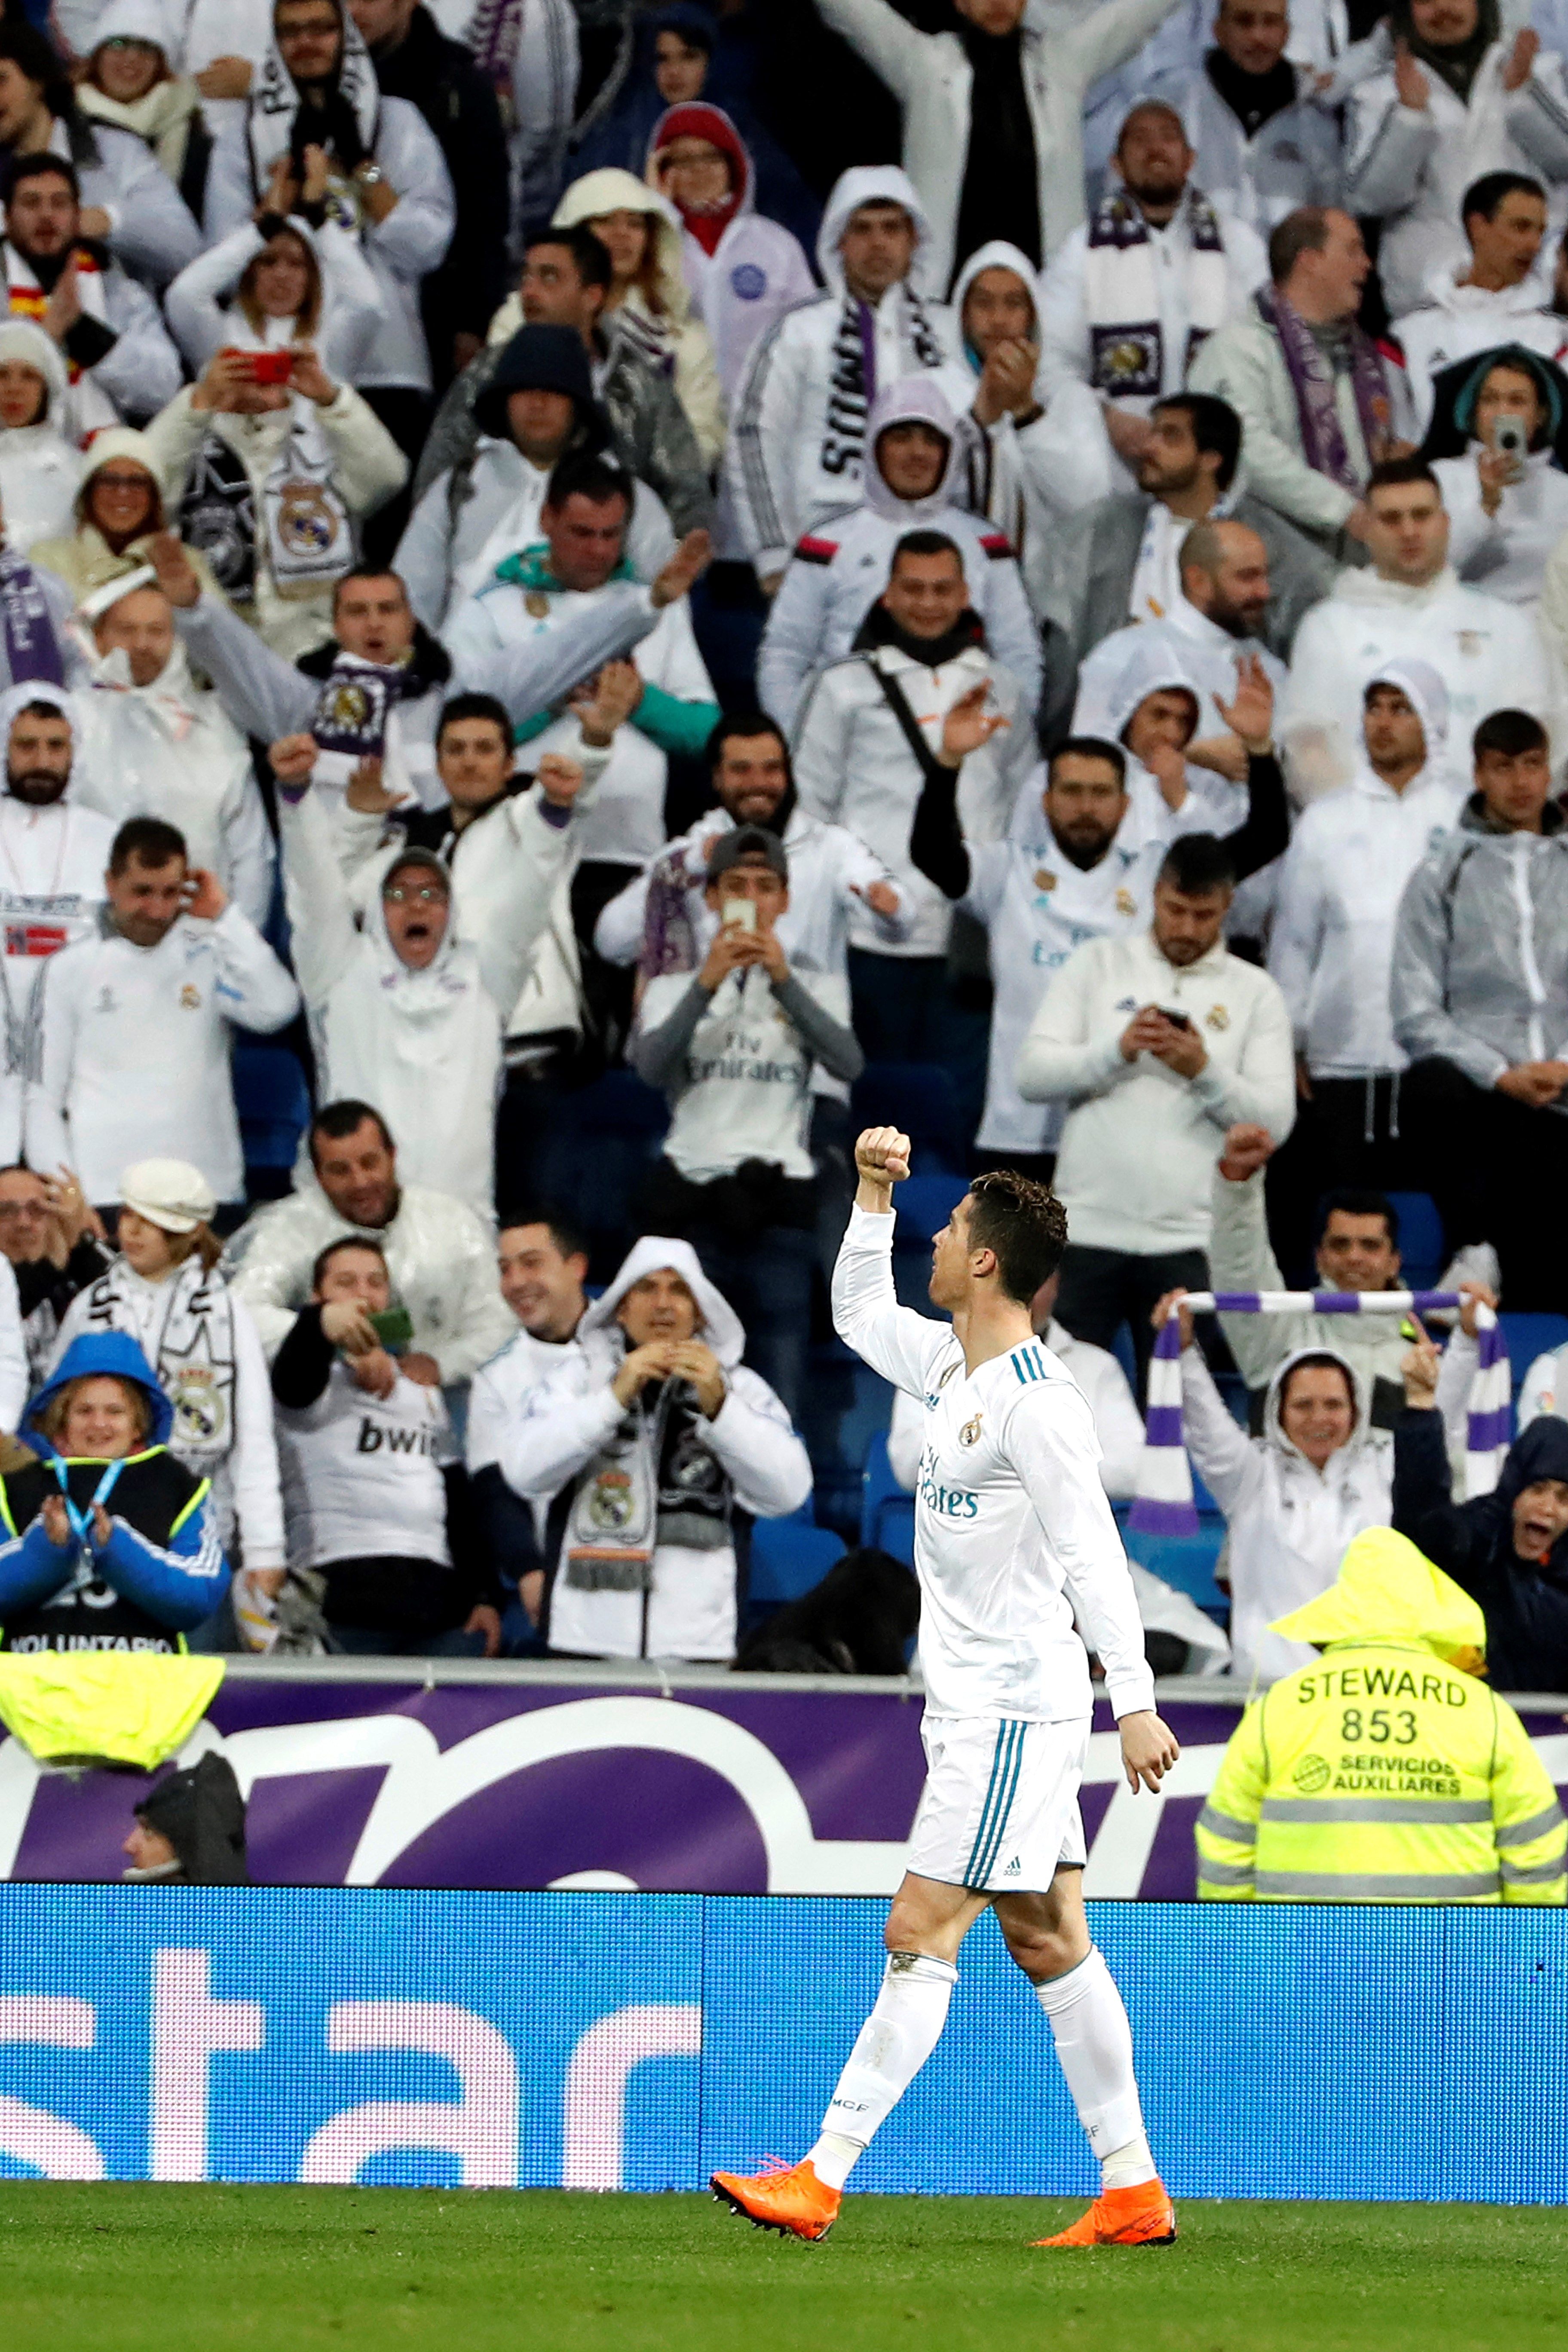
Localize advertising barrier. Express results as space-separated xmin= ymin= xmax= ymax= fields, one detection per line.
xmin=1 ymin=1665 xmax=1565 ymax=1896
xmin=0 ymin=1886 xmax=1562 ymax=2203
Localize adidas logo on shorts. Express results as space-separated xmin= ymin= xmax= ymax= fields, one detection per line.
xmin=1004 ymin=1856 xmax=1021 ymax=1875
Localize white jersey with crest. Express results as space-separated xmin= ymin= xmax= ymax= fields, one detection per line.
xmin=833 ymin=1204 xmax=1155 ymax=1724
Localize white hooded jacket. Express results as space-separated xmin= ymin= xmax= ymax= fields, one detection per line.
xmin=756 ymin=373 xmax=1042 ymax=735
xmin=1270 ymin=655 xmax=1467 ymax=1075
xmin=1393 ymin=260 xmax=1568 ymax=434
xmin=0 ymin=322 xmax=82 ymax=554
xmin=725 ymin=165 xmax=960 ymax=582
xmin=500 ymin=1234 xmax=811 ymax=1662
xmin=1178 ymin=1339 xmax=1393 ymax=1687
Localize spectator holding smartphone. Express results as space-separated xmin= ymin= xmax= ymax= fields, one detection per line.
xmin=272 ymin=1234 xmax=502 ymax=1657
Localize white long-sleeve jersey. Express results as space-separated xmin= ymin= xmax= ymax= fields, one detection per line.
xmin=831 ymin=1203 xmax=1155 ymax=1723
xmin=34 ymin=906 xmax=300 ymax=1207
xmin=278 ymin=1359 xmax=455 ymax=1573
xmin=0 ymin=794 xmax=117 ymax=1169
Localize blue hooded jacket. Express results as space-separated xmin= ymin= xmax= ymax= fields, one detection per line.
xmin=0 ymin=1332 xmax=228 ymax=1652
xmin=1394 ymin=1406 xmax=1568 ymax=1693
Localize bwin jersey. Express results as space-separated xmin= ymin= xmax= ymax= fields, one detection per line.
xmin=832 ymin=1204 xmax=1155 ymax=1723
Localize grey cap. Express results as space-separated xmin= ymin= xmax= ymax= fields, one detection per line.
xmin=706 ymin=824 xmax=787 ymax=883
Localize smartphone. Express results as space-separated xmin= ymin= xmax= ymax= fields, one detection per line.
xmin=721 ymin=897 xmax=758 ymax=933
xmin=368 ymin=1306 xmax=414 ymax=1350
xmin=250 ymin=349 xmax=294 ymax=386
xmin=1494 ymin=414 xmax=1528 ymax=462
xmin=1160 ymin=1009 xmax=1194 ymax=1032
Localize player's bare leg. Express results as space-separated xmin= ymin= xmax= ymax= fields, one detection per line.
xmin=709 ymin=1873 xmax=984 ymax=2241
xmin=995 ymin=1867 xmax=1175 ymax=2248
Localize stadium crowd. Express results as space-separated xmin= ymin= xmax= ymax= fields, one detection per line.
xmin=0 ymin=0 xmax=1566 ymax=1707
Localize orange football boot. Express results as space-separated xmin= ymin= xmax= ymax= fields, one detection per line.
xmin=710 ymin=2156 xmax=841 ymax=2242
xmin=1031 ymin=2178 xmax=1177 ymax=2248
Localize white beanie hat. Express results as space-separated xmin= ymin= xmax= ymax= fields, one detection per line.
xmin=119 ymin=1157 xmax=217 ymax=1235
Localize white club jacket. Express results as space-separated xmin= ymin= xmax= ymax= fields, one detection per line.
xmin=1017 ymin=926 xmax=1296 ymax=1254
xmin=1393 ymin=263 xmax=1568 ymax=436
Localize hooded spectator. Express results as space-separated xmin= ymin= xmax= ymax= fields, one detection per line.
xmin=0 ymin=680 xmax=115 ymax=1168
xmin=1421 ymin=343 xmax=1568 ymax=607
xmin=946 ymin=239 xmax=1116 ymax=619
xmin=67 ymin=574 xmax=275 ymax=923
xmin=501 ymin=1233 xmax=811 ymax=1661
xmin=1156 ymin=1291 xmax=1393 ymax=1684
xmin=0 ymin=320 xmax=83 ymax=556
xmin=646 ymin=102 xmax=815 ymax=416
xmin=726 ymin=164 xmax=959 ymax=592
xmin=815 ymin=0 xmax=1192 ymax=293
xmin=1345 ymin=0 xmax=1568 ymax=319
xmin=398 ymin=323 xmax=676 ymax=634
xmin=1397 ymin=1347 xmax=1568 ymax=1690
xmin=0 ymin=1328 xmax=228 ymax=1653
xmin=145 ymin=284 xmax=408 ymax=662
xmin=1188 ymin=206 xmax=1414 ymax=547
xmin=0 ymin=19 xmax=202 ymax=291
xmin=35 ymin=815 xmax=298 ymax=1209
xmin=47 ymin=1155 xmax=286 ymax=1636
xmin=225 ymin=1099 xmax=516 ymax=1382
xmin=1039 ymin=98 xmax=1267 ymax=482
xmin=416 ymin=223 xmax=714 ymax=540
xmin=346 ymin=0 xmax=511 ymax=390
xmin=125 ymin=1753 xmax=248 ymax=1883
xmin=0 ymin=156 xmax=183 ymax=433
xmin=552 ymin=167 xmax=725 ymax=468
xmin=75 ymin=0 xmax=213 ymax=227
xmin=1394 ymin=170 xmax=1566 ymax=431
xmin=204 ymin=0 xmax=457 ymax=466
xmin=1145 ymin=0 xmax=1344 ymax=236
xmin=163 ymin=207 xmax=381 ymax=386
xmin=757 ymin=374 xmax=1041 ymax=736
xmin=31 ymin=430 xmax=225 ymax=612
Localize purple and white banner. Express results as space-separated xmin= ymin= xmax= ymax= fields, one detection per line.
xmin=2 ymin=1666 xmax=1565 ymax=1900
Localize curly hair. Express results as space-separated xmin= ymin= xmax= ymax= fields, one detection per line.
xmin=966 ymin=1168 xmax=1068 ymax=1306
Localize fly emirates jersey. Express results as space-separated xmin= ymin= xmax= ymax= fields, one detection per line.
xmin=831 ymin=1204 xmax=1155 ymax=1723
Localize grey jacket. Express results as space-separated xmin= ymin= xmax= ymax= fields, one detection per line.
xmin=412 ymin=313 xmax=716 ymax=537
xmin=1392 ymin=798 xmax=1568 ymax=1098
xmin=1046 ymin=488 xmax=1338 ymax=663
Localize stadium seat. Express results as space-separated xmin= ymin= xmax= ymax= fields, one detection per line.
xmin=851 ymin=1064 xmax=966 ymax=1172
xmin=861 ymin=1430 xmax=915 ymax=1564
xmin=749 ymin=1513 xmax=845 ymax=1607
xmin=1385 ymin=1191 xmax=1446 ymax=1290
xmin=233 ymin=1045 xmax=310 ymax=1174
xmin=894 ymin=1172 xmax=968 ymax=1246
xmin=1499 ymin=1313 xmax=1568 ymax=1405
xmin=1120 ymin=1513 xmax=1228 ymax=1612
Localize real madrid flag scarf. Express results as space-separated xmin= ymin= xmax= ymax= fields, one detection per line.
xmin=1083 ymin=188 xmax=1230 ymax=400
xmin=564 ymin=1375 xmax=733 ymax=1591
xmin=1132 ymin=1290 xmax=1511 ymax=1536
xmin=77 ymin=1256 xmax=238 ymax=1477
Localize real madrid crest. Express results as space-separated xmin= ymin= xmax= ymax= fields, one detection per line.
xmin=179 ymin=983 xmax=200 ymax=1011
xmin=1115 ymin=887 xmax=1136 ymax=917
xmin=525 ymin=591 xmax=552 ymax=619
xmin=959 ymin=1412 xmax=982 ymax=1446
xmin=1034 ymin=868 xmax=1057 ymax=892
xmin=276 ymin=478 xmax=342 ymax=558
xmin=1206 ymin=1003 xmax=1230 ymax=1031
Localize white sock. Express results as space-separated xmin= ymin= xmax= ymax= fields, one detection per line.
xmin=806 ymin=1951 xmax=958 ymax=2191
xmin=1034 ymin=1948 xmax=1156 ymax=2191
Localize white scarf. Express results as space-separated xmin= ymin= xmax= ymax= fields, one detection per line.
xmin=74 ymin=1254 xmax=239 ymax=1474
xmin=76 ymin=77 xmax=201 ymax=183
xmin=244 ymin=12 xmax=381 ymax=225
xmin=1082 ymin=188 xmax=1232 ymax=400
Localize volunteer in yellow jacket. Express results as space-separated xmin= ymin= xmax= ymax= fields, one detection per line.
xmin=1196 ymin=1526 xmax=1566 ymax=1904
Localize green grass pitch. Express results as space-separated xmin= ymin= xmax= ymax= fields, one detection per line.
xmin=1 ymin=2183 xmax=1564 ymax=2352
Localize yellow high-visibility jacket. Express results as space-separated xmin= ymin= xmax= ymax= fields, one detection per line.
xmin=1197 ymin=1637 xmax=1566 ymax=1903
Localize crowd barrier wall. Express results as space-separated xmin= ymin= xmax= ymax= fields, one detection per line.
xmin=6 ymin=1665 xmax=1568 ymax=1896
xmin=0 ymin=1886 xmax=1561 ymax=2203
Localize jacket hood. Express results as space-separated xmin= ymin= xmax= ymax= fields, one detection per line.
xmin=0 ymin=317 xmax=70 ymax=430
xmin=1360 ymin=653 xmax=1449 ymax=769
xmin=1496 ymin=1411 xmax=1568 ymax=1510
xmin=136 ymin=1752 xmax=249 ymax=1883
xmin=552 ymin=169 xmax=692 ymax=323
xmin=817 ymin=164 xmax=935 ymax=297
xmin=862 ymin=374 xmax=962 ymax=523
xmin=1262 ymin=1342 xmax=1371 ymax=1465
xmin=471 ymin=323 xmax=603 ymax=448
xmin=89 ymin=0 xmax=175 ymax=53
xmin=1422 ymin=341 xmax=1568 ymax=466
xmin=579 ymin=1233 xmax=746 ymax=1369
xmin=22 ymin=1329 xmax=173 ymax=1457
xmin=359 ymin=838 xmax=467 ymax=998
xmin=0 ymin=676 xmax=74 ymax=747
xmin=949 ymin=237 xmax=1044 ymax=355
xmin=646 ymin=99 xmax=753 ymax=220
xmin=1271 ymin=1525 xmax=1487 ymax=1668
xmin=1099 ymin=631 xmax=1206 ymax=747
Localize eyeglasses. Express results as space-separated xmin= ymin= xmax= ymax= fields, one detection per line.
xmin=92 ymin=472 xmax=153 ymax=493
xmin=383 ymin=884 xmax=447 ymax=905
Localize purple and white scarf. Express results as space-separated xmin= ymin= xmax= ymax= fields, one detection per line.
xmin=1132 ymin=1290 xmax=1511 ymax=1537
xmin=1256 ymin=286 xmax=1394 ymax=495
xmin=0 ymin=551 xmax=62 ymax=689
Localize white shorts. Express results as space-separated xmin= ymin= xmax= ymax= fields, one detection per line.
xmin=905 ymin=1714 xmax=1090 ymax=1894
